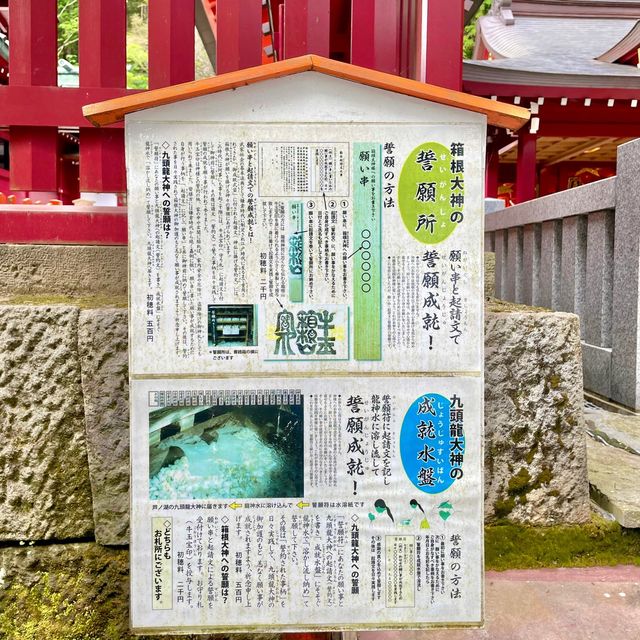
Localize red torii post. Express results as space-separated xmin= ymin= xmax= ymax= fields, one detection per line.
xmin=351 ymin=0 xmax=403 ymax=75
xmin=8 ymin=0 xmax=58 ymax=201
xmin=148 ymin=0 xmax=196 ymax=89
xmin=207 ymin=0 xmax=263 ymax=75
xmin=282 ymin=0 xmax=331 ymax=58
xmin=78 ymin=0 xmax=127 ymax=204
xmin=425 ymin=0 xmax=464 ymax=91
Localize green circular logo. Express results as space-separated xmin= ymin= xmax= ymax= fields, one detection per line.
xmin=398 ymin=142 xmax=465 ymax=245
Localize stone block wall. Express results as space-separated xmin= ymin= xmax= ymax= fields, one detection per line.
xmin=484 ymin=302 xmax=590 ymax=524
xmin=0 ymin=244 xmax=127 ymax=299
xmin=0 ymin=301 xmax=590 ymax=638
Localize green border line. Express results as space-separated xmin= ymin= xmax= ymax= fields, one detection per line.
xmin=353 ymin=142 xmax=382 ymax=361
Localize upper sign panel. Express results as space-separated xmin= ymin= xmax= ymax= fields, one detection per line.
xmin=127 ymin=76 xmax=485 ymax=377
xmin=128 ymin=122 xmax=484 ymax=376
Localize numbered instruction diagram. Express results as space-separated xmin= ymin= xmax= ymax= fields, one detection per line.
xmin=84 ymin=55 xmax=529 ymax=634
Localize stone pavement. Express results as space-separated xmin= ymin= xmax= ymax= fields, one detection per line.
xmin=359 ymin=566 xmax=640 ymax=640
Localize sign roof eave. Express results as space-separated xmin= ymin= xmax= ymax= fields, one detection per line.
xmin=82 ymin=55 xmax=530 ymax=131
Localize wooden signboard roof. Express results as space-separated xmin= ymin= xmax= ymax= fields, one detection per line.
xmin=83 ymin=54 xmax=530 ymax=130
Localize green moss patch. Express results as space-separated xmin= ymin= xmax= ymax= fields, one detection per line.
xmin=485 ymin=297 xmax=548 ymax=313
xmin=486 ymin=516 xmax=640 ymax=571
xmin=0 ymin=544 xmax=278 ymax=640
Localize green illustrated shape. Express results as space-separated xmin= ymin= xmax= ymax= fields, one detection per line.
xmin=420 ymin=517 xmax=430 ymax=529
xmin=398 ymin=142 xmax=464 ymax=244
xmin=438 ymin=501 xmax=454 ymax=521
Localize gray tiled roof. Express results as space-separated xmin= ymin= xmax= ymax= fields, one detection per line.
xmin=464 ymin=55 xmax=640 ymax=88
xmin=478 ymin=14 xmax=637 ymax=59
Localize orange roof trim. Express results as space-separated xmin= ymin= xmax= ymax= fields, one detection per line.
xmin=83 ymin=55 xmax=530 ymax=130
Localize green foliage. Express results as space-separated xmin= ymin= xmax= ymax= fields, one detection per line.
xmin=463 ymin=0 xmax=493 ymax=59
xmin=486 ymin=516 xmax=640 ymax=571
xmin=57 ymin=0 xmax=149 ymax=88
xmin=126 ymin=3 xmax=150 ymax=89
xmin=57 ymin=0 xmax=79 ymax=65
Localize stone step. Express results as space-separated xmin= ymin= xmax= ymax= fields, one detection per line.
xmin=587 ymin=437 xmax=640 ymax=528
xmin=584 ymin=402 xmax=640 ymax=456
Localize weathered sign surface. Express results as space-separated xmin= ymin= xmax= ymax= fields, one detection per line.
xmin=121 ymin=66 xmax=490 ymax=633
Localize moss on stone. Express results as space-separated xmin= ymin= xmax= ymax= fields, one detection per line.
xmin=507 ymin=467 xmax=532 ymax=497
xmin=0 ymin=294 xmax=128 ymax=309
xmin=485 ymin=515 xmax=640 ymax=571
xmin=493 ymin=497 xmax=516 ymax=519
xmin=0 ymin=566 xmax=127 ymax=640
xmin=0 ymin=574 xmax=100 ymax=640
xmin=485 ymin=297 xmax=548 ymax=313
xmin=525 ymin=444 xmax=537 ymax=465
xmin=510 ymin=426 xmax=529 ymax=444
xmin=534 ymin=467 xmax=553 ymax=488
xmin=552 ymin=415 xmax=563 ymax=434
xmin=548 ymin=374 xmax=562 ymax=389
xmin=553 ymin=393 xmax=570 ymax=411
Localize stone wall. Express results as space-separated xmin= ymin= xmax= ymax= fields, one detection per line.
xmin=0 ymin=301 xmax=590 ymax=638
xmin=485 ymin=301 xmax=590 ymax=524
xmin=0 ymin=244 xmax=127 ymax=299
xmin=484 ymin=251 xmax=495 ymax=298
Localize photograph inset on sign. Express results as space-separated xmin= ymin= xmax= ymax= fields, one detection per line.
xmin=207 ymin=304 xmax=257 ymax=347
xmin=149 ymin=399 xmax=304 ymax=500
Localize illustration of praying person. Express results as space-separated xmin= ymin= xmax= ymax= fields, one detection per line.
xmin=410 ymin=498 xmax=430 ymax=529
xmin=368 ymin=498 xmax=394 ymax=523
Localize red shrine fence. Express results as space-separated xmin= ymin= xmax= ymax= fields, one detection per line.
xmin=0 ymin=0 xmax=461 ymax=200
xmin=485 ymin=138 xmax=640 ymax=410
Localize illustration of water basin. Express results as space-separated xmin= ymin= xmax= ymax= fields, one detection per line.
xmin=149 ymin=417 xmax=302 ymax=500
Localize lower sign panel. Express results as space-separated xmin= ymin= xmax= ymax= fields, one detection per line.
xmin=130 ymin=375 xmax=483 ymax=632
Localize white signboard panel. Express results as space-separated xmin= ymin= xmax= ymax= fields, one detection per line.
xmin=128 ymin=122 xmax=484 ymax=376
xmin=126 ymin=73 xmax=485 ymax=633
xmin=131 ymin=376 xmax=482 ymax=633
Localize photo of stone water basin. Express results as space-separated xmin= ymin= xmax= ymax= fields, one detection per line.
xmin=149 ymin=402 xmax=304 ymax=500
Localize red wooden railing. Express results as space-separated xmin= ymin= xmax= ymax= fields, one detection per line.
xmin=0 ymin=0 xmax=464 ymax=243
xmin=0 ymin=204 xmax=127 ymax=244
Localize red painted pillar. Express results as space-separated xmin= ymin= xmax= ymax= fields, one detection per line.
xmin=80 ymin=128 xmax=126 ymax=195
xmin=425 ymin=0 xmax=464 ymax=90
xmin=485 ymin=143 xmax=500 ymax=198
xmin=329 ymin=0 xmax=351 ymax=62
xmin=400 ymin=0 xmax=423 ymax=79
xmin=9 ymin=127 xmax=59 ymax=193
xmin=79 ymin=0 xmax=127 ymax=196
xmin=539 ymin=166 xmax=559 ymax=197
xmin=516 ymin=130 xmax=537 ymax=204
xmin=148 ymin=0 xmax=196 ymax=89
xmin=8 ymin=0 xmax=58 ymax=193
xmin=79 ymin=0 xmax=126 ymax=88
xmin=212 ymin=0 xmax=263 ymax=74
xmin=351 ymin=0 xmax=402 ymax=74
xmin=282 ymin=0 xmax=331 ymax=58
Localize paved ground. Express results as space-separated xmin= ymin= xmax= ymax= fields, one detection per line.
xmin=359 ymin=566 xmax=640 ymax=640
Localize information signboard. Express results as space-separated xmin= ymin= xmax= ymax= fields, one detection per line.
xmin=83 ymin=59 xmax=527 ymax=634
